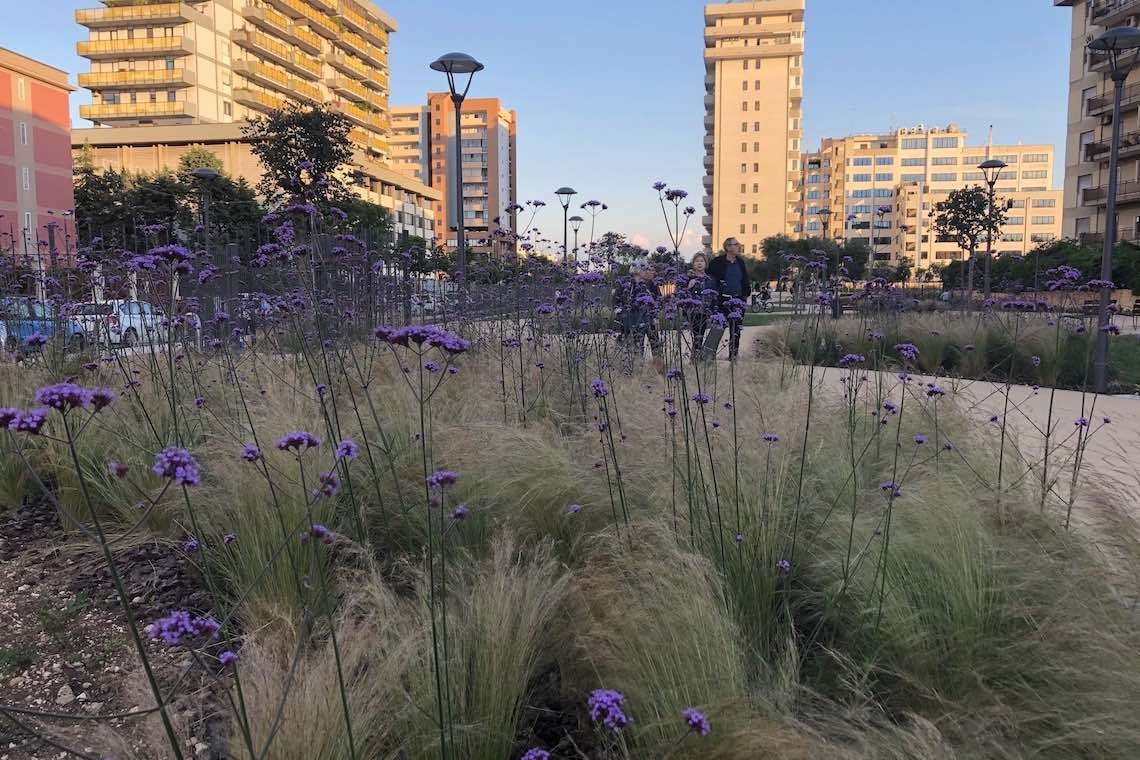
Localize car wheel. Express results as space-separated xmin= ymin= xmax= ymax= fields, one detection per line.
xmin=122 ymin=328 xmax=137 ymax=348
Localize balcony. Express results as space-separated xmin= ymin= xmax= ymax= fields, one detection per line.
xmin=232 ymin=29 xmax=320 ymax=79
xmin=1086 ymin=81 xmax=1140 ymax=115
xmin=76 ymin=2 xmax=192 ymax=28
xmin=78 ymin=36 xmax=193 ymax=60
xmin=80 ymin=100 xmax=197 ymax=121
xmin=337 ymin=1 xmax=390 ymax=46
xmin=233 ymin=87 xmax=287 ymax=114
xmin=78 ymin=68 xmax=195 ymax=90
xmin=266 ymin=0 xmax=337 ymax=38
xmin=336 ymin=102 xmax=388 ymax=133
xmin=1091 ymin=0 xmax=1140 ymax=26
xmin=337 ymin=30 xmax=386 ymax=68
xmin=326 ymin=76 xmax=369 ymax=102
xmin=703 ymin=41 xmax=803 ymax=62
xmin=292 ymin=25 xmax=322 ymax=54
xmin=233 ymin=60 xmax=319 ymax=101
xmin=326 ymin=51 xmax=369 ymax=80
xmin=241 ymin=5 xmax=294 ymax=39
xmin=1085 ymin=129 xmax=1140 ymax=160
xmin=350 ymin=128 xmax=389 ymax=156
xmin=1082 ymin=179 xmax=1140 ymax=205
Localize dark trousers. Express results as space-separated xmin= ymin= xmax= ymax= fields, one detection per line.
xmin=727 ymin=314 xmax=743 ymax=359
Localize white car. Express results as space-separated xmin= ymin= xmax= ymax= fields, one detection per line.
xmin=75 ymin=300 xmax=168 ymax=347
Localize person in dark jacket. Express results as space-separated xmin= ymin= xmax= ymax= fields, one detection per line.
xmin=613 ymin=260 xmax=663 ymax=371
xmin=707 ymin=237 xmax=752 ymax=359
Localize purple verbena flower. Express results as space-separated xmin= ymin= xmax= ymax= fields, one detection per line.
xmin=427 ymin=470 xmax=460 ymax=489
xmin=335 ymin=439 xmax=359 ymax=460
xmin=34 ymin=382 xmax=90 ymax=411
xmin=588 ymin=689 xmax=630 ymax=733
xmin=218 ymin=650 xmax=238 ymax=668
xmin=776 ymin=558 xmax=791 ymax=577
xmin=762 ymin=432 xmax=779 ymax=443
xmin=683 ymin=707 xmax=711 ymax=737
xmin=149 ymin=610 xmax=220 ymax=647
xmin=590 ymin=378 xmax=608 ymax=397
xmin=152 ymin=447 xmax=201 ymax=486
xmin=451 ymin=504 xmax=469 ymax=520
xmin=108 ymin=460 xmax=129 ymax=479
xmin=240 ymin=444 xmax=261 ymax=462
xmin=276 ymin=431 xmax=320 ymax=452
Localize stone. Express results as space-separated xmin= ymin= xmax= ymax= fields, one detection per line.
xmin=55 ymin=685 xmax=75 ymax=706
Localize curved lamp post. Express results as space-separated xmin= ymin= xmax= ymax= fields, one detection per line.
xmin=431 ymin=52 xmax=484 ymax=312
xmin=555 ymin=186 xmax=577 ymax=264
xmin=568 ymin=215 xmax=584 ymax=263
xmin=978 ymin=158 xmax=1007 ymax=300
xmin=1088 ymin=27 xmax=1140 ymax=392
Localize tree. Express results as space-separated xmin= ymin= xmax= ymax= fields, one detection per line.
xmin=176 ymin=146 xmax=224 ymax=179
xmin=242 ymin=105 xmax=355 ymax=210
xmin=932 ymin=185 xmax=1006 ymax=299
xmin=758 ymin=234 xmax=871 ymax=285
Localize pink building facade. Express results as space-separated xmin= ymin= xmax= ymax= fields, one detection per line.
xmin=0 ymin=48 xmax=74 ymax=267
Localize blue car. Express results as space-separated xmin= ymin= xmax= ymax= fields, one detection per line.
xmin=0 ymin=297 xmax=87 ymax=354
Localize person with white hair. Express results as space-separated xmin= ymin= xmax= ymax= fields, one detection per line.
xmin=612 ymin=259 xmax=663 ymax=371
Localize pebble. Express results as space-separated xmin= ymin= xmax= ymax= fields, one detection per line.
xmin=55 ymin=685 xmax=75 ymax=705
xmin=16 ymin=584 xmax=30 ymax=592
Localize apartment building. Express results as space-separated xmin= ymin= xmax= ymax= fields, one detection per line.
xmin=72 ymin=0 xmax=438 ymax=241
xmin=799 ymin=124 xmax=1062 ymax=269
xmin=0 ymin=48 xmax=75 ymax=265
xmin=702 ymin=0 xmax=804 ymax=256
xmin=392 ymin=94 xmax=517 ymax=255
xmin=1056 ymin=0 xmax=1140 ymax=243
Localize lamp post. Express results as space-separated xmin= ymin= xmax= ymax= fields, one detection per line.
xmin=555 ymin=186 xmax=577 ymax=264
xmin=817 ymin=207 xmax=839 ymax=318
xmin=978 ymin=158 xmax=1007 ymax=300
xmin=431 ymin=52 xmax=484 ymax=313
xmin=1088 ymin=27 xmax=1140 ymax=392
xmin=568 ymin=215 xmax=583 ymax=264
xmin=191 ymin=166 xmax=219 ymax=313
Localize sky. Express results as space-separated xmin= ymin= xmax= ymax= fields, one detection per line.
xmin=0 ymin=0 xmax=1071 ymax=251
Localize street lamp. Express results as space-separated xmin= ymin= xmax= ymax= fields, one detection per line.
xmin=978 ymin=158 xmax=1007 ymax=300
xmin=431 ymin=52 xmax=484 ymax=312
xmin=555 ymin=186 xmax=577 ymax=264
xmin=1088 ymin=26 xmax=1140 ymax=392
xmin=568 ymin=215 xmax=584 ymax=264
xmin=191 ymin=166 xmax=219 ymax=312
xmin=816 ymin=207 xmax=839 ymax=318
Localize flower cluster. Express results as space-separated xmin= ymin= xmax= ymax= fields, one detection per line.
xmin=152 ymin=447 xmax=201 ymax=487
xmin=335 ymin=439 xmax=359 ymax=460
xmin=149 ymin=610 xmax=221 ymax=647
xmin=588 ymin=688 xmax=630 ymax=732
xmin=427 ymin=470 xmax=460 ymax=489
xmin=683 ymin=707 xmax=711 ymax=737
xmin=34 ymin=383 xmax=115 ymax=412
xmin=590 ymin=378 xmax=608 ymax=398
xmin=277 ymin=431 xmax=320 ymax=452
xmin=374 ymin=325 xmax=470 ymax=354
xmin=301 ymin=523 xmax=335 ymax=545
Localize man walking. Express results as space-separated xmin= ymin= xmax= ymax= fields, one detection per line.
xmin=707 ymin=237 xmax=752 ymax=360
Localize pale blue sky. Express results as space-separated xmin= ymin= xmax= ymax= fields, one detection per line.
xmin=1 ymin=0 xmax=1071 ymax=250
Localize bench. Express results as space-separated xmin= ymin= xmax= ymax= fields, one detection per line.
xmin=1082 ymin=299 xmax=1118 ymax=315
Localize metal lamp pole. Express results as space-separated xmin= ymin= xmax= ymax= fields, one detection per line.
xmin=555 ymin=187 xmax=577 ymax=264
xmin=817 ymin=207 xmax=838 ymax=318
xmin=978 ymin=158 xmax=1007 ymax=300
xmin=1088 ymin=28 xmax=1140 ymax=392
xmin=431 ymin=52 xmax=485 ymax=314
xmin=569 ymin=215 xmax=583 ymax=264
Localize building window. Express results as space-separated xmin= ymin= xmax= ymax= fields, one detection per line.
xmin=740 ymin=183 xmax=747 ymax=193
xmin=962 ymin=171 xmax=984 ymax=181
xmin=901 ymin=138 xmax=925 ymax=149
xmin=1082 ymin=85 xmax=1098 ymax=114
xmin=1007 ymin=216 xmax=1024 ymax=225
xmin=24 ymin=212 xmax=31 ymax=231
xmin=166 ymin=57 xmax=176 ymax=70
xmin=874 ymin=188 xmax=893 ymax=198
xmin=1001 ymin=232 xmax=1025 ymax=242
xmin=741 ymin=142 xmax=748 ymax=152
xmin=739 ymin=224 xmax=746 ymax=234
xmin=1022 ymin=170 xmax=1048 ymax=179
xmin=752 ymin=203 xmax=758 ymax=213
xmin=741 ymin=163 xmax=747 ymax=173
xmin=753 ymin=163 xmax=759 ymax=171
xmin=851 ymin=189 xmax=872 ymax=199
xmin=931 ymin=156 xmax=957 ymax=165
xmin=901 ymin=173 xmax=924 ymax=182
xmin=740 ymin=203 xmax=746 ymax=213
xmin=874 ymin=173 xmax=893 ymax=182
xmin=931 ymin=173 xmax=957 ymax=182
xmin=807 ymin=190 xmax=820 ymax=199
xmin=851 ymin=157 xmax=872 ymax=166
xmin=742 ymin=60 xmax=749 ymax=70
xmin=752 ymin=223 xmax=758 ymax=233
xmin=901 ymin=157 xmax=924 ymax=166
xmin=932 ymin=136 xmax=958 ymax=148
xmin=1022 ymin=153 xmax=1049 ymax=163
xmin=852 ymin=173 xmax=871 ymax=182
xmin=752 ymin=183 xmax=759 ymax=192
xmin=742 ymin=81 xmax=748 ymax=91
xmin=1009 ymin=199 xmax=1026 ymax=208
xmin=742 ymin=122 xmax=748 ymax=132
xmin=167 ymin=90 xmax=177 ymax=102
xmin=19 ymin=122 xmax=27 ymax=146
xmin=992 ymin=154 xmax=1018 ymax=164
xmin=1031 ymin=215 xmax=1055 ymax=225
xmin=16 ymin=77 xmax=25 ymax=100
xmin=753 ymin=142 xmax=759 ymax=152
xmin=21 ymin=167 xmax=30 ymax=190
xmin=223 ymin=100 xmax=232 ymax=116
xmin=754 ymin=100 xmax=761 ymax=111
xmin=1031 ymin=198 xmax=1056 ymax=208
xmin=753 ymin=121 xmax=760 ymax=131
xmin=875 ymin=156 xmax=893 ymax=165
xmin=1031 ymin=233 xmax=1053 ymax=242
xmin=742 ymin=100 xmax=748 ymax=111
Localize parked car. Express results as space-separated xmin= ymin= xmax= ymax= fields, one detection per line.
xmin=74 ymin=300 xmax=168 ymax=347
xmin=412 ymin=296 xmax=437 ymax=315
xmin=0 ymin=297 xmax=87 ymax=353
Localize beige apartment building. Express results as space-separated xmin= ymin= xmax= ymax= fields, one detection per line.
xmin=392 ymin=95 xmax=517 ymax=255
xmin=798 ymin=124 xmax=1062 ymax=270
xmin=1056 ymin=1 xmax=1140 ymax=243
xmin=702 ymin=0 xmax=804 ymax=256
xmin=71 ymin=0 xmax=438 ymax=241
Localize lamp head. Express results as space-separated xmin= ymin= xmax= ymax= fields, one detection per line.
xmin=555 ymin=186 xmax=577 ymax=209
xmin=1089 ymin=27 xmax=1140 ymax=76
xmin=569 ymin=215 xmax=584 ymax=232
xmin=977 ymin=158 xmax=1007 ymax=186
xmin=430 ymin=52 xmax=485 ymax=75
xmin=191 ymin=167 xmax=220 ymax=181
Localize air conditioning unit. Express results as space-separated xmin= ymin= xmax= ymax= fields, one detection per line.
xmin=915 ymin=123 xmax=925 ymax=132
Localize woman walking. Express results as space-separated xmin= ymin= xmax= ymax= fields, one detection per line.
xmin=685 ymin=252 xmax=719 ymax=360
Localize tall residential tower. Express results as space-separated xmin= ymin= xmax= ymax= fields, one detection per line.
xmin=702 ymin=0 xmax=804 ymax=256
xmin=72 ymin=0 xmax=438 ymax=241
xmin=1056 ymin=1 xmax=1140 ymax=243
